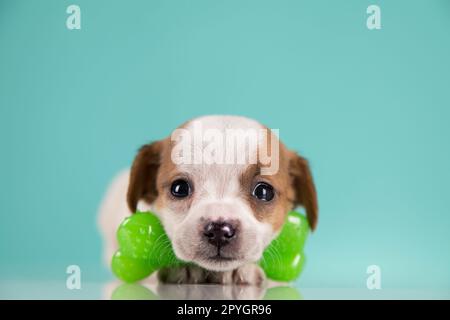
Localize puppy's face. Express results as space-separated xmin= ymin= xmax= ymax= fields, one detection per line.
xmin=127 ymin=116 xmax=318 ymax=272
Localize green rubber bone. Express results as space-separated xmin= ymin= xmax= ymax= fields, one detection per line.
xmin=112 ymin=211 xmax=309 ymax=283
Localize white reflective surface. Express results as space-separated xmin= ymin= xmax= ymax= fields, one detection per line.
xmin=1 ymin=279 xmax=449 ymax=300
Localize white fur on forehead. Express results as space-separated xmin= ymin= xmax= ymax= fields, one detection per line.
xmin=184 ymin=115 xmax=265 ymax=131
xmin=180 ymin=115 xmax=267 ymax=167
xmin=176 ymin=115 xmax=264 ymax=199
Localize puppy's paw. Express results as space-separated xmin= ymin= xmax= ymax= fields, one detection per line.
xmin=157 ymin=265 xmax=206 ymax=284
xmin=204 ymin=264 xmax=266 ymax=286
xmin=230 ymin=264 xmax=266 ymax=286
xmin=157 ymin=264 xmax=266 ymax=286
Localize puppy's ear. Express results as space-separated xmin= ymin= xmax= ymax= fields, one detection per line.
xmin=127 ymin=140 xmax=164 ymax=212
xmin=289 ymin=152 xmax=318 ymax=230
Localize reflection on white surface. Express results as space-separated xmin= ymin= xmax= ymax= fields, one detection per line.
xmin=108 ymin=282 xmax=301 ymax=300
xmin=0 ymin=280 xmax=449 ymax=299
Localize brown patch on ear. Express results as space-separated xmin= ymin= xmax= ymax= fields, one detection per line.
xmin=289 ymin=152 xmax=318 ymax=230
xmin=127 ymin=140 xmax=165 ymax=212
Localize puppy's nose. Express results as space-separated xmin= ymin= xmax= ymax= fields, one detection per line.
xmin=203 ymin=222 xmax=236 ymax=247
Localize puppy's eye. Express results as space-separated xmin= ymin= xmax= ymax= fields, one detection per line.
xmin=170 ymin=179 xmax=191 ymax=198
xmin=252 ymin=182 xmax=274 ymax=202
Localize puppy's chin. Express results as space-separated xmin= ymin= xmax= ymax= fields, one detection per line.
xmin=173 ymin=242 xmax=258 ymax=272
xmin=194 ymin=256 xmax=246 ymax=272
xmin=192 ymin=247 xmax=266 ymax=272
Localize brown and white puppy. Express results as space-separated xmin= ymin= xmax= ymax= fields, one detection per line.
xmin=98 ymin=115 xmax=318 ymax=286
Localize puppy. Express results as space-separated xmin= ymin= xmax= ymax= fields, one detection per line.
xmin=98 ymin=115 xmax=318 ymax=286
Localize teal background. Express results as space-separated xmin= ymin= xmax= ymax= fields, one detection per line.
xmin=1 ymin=0 xmax=449 ymax=296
